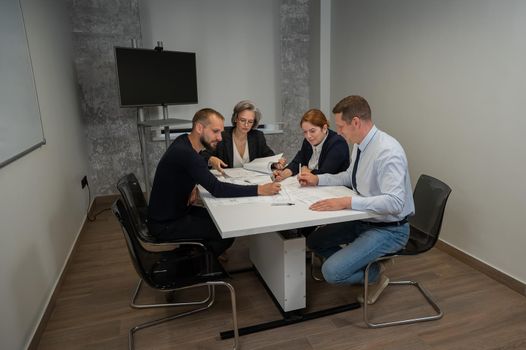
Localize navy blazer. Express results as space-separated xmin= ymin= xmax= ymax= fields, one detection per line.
xmin=202 ymin=127 xmax=275 ymax=168
xmin=286 ymin=129 xmax=350 ymax=176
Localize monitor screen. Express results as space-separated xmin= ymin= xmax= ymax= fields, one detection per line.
xmin=114 ymin=47 xmax=198 ymax=107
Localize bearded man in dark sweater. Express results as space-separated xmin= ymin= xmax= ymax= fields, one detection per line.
xmin=147 ymin=108 xmax=281 ymax=256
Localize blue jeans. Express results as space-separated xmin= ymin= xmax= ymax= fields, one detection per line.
xmin=306 ymin=221 xmax=409 ymax=285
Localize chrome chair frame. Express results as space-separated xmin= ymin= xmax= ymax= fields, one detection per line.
xmin=128 ymin=240 xmax=214 ymax=310
xmin=128 ymin=279 xmax=239 ymax=350
xmin=362 ymin=255 xmax=443 ymax=328
xmin=362 ymin=174 xmax=451 ymax=328
xmin=130 ymin=276 xmax=213 ymax=310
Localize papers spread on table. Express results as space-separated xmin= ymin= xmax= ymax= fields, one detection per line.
xmin=206 ymin=171 xmax=358 ymax=207
xmin=216 ymin=167 xmax=273 ymax=185
xmin=242 ymin=153 xmax=283 ymax=174
xmin=279 ymin=177 xmax=358 ymax=206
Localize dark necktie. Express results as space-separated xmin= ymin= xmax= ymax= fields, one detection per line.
xmin=351 ymin=148 xmax=361 ymax=193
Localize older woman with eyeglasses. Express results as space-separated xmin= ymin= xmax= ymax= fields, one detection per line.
xmin=203 ymin=100 xmax=286 ymax=171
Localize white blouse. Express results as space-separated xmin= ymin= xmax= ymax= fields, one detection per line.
xmin=232 ymin=139 xmax=250 ymax=168
xmin=308 ymin=132 xmax=328 ymax=170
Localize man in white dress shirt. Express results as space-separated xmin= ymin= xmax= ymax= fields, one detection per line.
xmin=298 ymin=95 xmax=415 ymax=304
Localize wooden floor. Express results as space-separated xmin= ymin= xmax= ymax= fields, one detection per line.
xmin=37 ymin=204 xmax=526 ymax=349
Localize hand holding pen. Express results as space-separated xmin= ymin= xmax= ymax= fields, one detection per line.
xmin=298 ymin=171 xmax=319 ymax=187
xmin=273 ymin=162 xmax=310 ymax=182
xmin=258 ymin=182 xmax=281 ymax=195
xmin=271 ymin=158 xmax=288 ymax=181
xmin=272 ymin=168 xmax=293 ymax=182
xmin=271 ymin=157 xmax=287 ymax=170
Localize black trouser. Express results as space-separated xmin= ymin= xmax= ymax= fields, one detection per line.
xmin=300 ymin=226 xmax=317 ymax=237
xmin=149 ymin=206 xmax=234 ymax=257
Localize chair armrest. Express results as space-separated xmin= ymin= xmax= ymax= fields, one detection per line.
xmin=140 ymin=241 xmax=182 ymax=252
xmin=139 ymin=239 xmax=209 ymax=252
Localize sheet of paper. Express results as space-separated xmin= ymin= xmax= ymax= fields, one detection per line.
xmin=286 ymin=185 xmax=356 ymax=206
xmin=218 ymin=167 xmax=273 ymax=185
xmin=205 ymin=187 xmax=292 ymax=206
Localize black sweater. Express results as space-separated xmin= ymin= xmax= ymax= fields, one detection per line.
xmin=148 ymin=134 xmax=258 ymax=223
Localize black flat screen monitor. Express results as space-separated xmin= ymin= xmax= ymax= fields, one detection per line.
xmin=115 ymin=47 xmax=198 ymax=107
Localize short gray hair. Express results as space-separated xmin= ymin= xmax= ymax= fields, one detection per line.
xmin=231 ymin=100 xmax=261 ymax=129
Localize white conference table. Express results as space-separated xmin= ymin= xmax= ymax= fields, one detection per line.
xmin=200 ymin=169 xmax=377 ymax=238
xmin=199 ymin=169 xmax=377 ymax=339
xmin=200 ymin=190 xmax=376 ymax=238
xmin=198 ymin=170 xmax=378 ymax=338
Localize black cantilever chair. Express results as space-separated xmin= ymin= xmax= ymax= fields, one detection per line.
xmin=362 ymin=174 xmax=452 ymax=328
xmin=113 ymin=200 xmax=239 ymax=349
xmin=113 ymin=174 xmax=240 ymax=349
xmin=117 ymin=173 xmax=211 ymax=309
xmin=117 ymin=173 xmax=164 ymax=245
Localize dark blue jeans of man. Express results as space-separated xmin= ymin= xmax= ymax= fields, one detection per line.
xmin=307 ymin=221 xmax=409 ymax=284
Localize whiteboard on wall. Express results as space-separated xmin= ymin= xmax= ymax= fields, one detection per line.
xmin=0 ymin=0 xmax=45 ymax=169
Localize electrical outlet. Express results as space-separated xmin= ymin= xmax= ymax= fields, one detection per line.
xmin=81 ymin=176 xmax=88 ymax=189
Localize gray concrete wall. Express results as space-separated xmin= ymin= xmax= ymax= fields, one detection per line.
xmin=269 ymin=0 xmax=311 ymax=162
xmin=70 ymin=0 xmax=143 ymax=194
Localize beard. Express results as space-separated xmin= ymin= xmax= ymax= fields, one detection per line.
xmin=200 ymin=134 xmax=217 ymax=152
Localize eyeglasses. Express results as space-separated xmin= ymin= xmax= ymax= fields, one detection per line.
xmin=238 ymin=118 xmax=255 ymax=126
